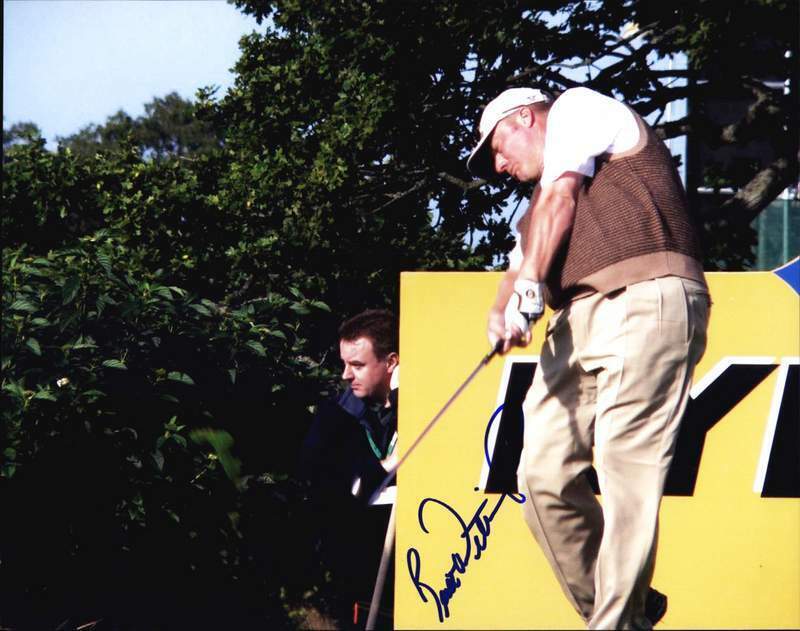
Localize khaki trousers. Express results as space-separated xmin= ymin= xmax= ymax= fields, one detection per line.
xmin=517 ymin=276 xmax=710 ymax=630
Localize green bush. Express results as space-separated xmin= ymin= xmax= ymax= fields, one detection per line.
xmin=1 ymin=217 xmax=330 ymax=626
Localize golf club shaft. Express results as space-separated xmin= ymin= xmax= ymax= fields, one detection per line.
xmin=368 ymin=340 xmax=502 ymax=504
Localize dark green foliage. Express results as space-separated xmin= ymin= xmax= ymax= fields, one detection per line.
xmin=226 ymin=0 xmax=796 ymax=273
xmin=2 ymin=121 xmax=44 ymax=150
xmin=58 ymin=93 xmax=223 ymax=159
xmin=2 ymin=124 xmax=335 ymax=626
xmin=1 ymin=222 xmax=329 ymax=626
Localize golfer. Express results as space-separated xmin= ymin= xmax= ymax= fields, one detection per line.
xmin=467 ymin=86 xmax=710 ymax=629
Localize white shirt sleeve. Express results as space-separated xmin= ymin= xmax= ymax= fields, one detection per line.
xmin=540 ymin=87 xmax=640 ymax=185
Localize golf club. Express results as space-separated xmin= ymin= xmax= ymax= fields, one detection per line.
xmin=367 ymin=339 xmax=503 ymax=506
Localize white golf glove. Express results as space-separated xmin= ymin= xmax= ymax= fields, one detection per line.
xmin=505 ymin=279 xmax=545 ymax=336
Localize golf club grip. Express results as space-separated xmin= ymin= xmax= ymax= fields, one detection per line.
xmin=487 ymin=338 xmax=504 ymax=362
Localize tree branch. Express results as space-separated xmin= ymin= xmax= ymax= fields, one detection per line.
xmin=719 ymin=81 xmax=783 ymax=145
xmin=586 ymin=24 xmax=684 ymax=88
xmin=653 ymin=116 xmax=695 ymax=140
xmin=506 ymin=64 xmax=583 ymax=89
xmin=369 ymin=177 xmax=432 ymax=214
xmin=704 ymin=156 xmax=799 ymax=225
xmin=437 ymin=171 xmax=486 ymax=191
xmin=654 ymin=85 xmax=786 ymax=146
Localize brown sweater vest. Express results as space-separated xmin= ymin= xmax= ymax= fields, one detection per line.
xmin=518 ymin=114 xmax=706 ymax=308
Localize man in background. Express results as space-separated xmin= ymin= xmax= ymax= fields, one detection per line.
xmin=301 ymin=309 xmax=399 ymax=628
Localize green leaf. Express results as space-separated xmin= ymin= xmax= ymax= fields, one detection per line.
xmin=200 ymin=298 xmax=218 ymax=312
xmin=310 ymin=300 xmax=331 ymax=312
xmin=167 ymin=371 xmax=195 ymax=385
xmin=96 ymin=251 xmax=113 ymax=276
xmin=190 ymin=428 xmax=242 ymax=486
xmin=289 ymin=302 xmax=311 ymax=315
xmin=245 ymin=340 xmax=266 ymax=356
xmin=3 ymin=447 xmax=17 ymax=460
xmin=3 ymin=382 xmax=26 ymax=400
xmin=73 ymin=335 xmax=98 ymax=349
xmin=25 ymin=266 xmax=52 ymax=278
xmin=152 ymin=449 xmax=165 ymax=472
xmin=81 ymin=389 xmax=106 ymax=399
xmin=33 ymin=388 xmax=57 ymax=401
xmin=154 ymin=286 xmax=173 ymax=300
xmin=189 ymin=303 xmax=212 ymax=316
xmin=102 ymin=359 xmax=127 ymax=370
xmin=62 ymin=276 xmax=81 ymax=305
xmin=228 ymin=369 xmax=237 ymax=384
xmin=25 ymin=338 xmax=41 ymax=356
xmin=9 ymin=299 xmax=37 ymax=313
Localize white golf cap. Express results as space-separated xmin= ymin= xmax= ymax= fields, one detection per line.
xmin=466 ymin=87 xmax=552 ymax=179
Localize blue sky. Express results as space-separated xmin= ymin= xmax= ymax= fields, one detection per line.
xmin=4 ymin=2 xmax=687 ymax=183
xmin=3 ymin=0 xmax=264 ymax=147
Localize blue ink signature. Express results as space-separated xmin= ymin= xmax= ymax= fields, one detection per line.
xmin=406 ymin=403 xmax=526 ymax=622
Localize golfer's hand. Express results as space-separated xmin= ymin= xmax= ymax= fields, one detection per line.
xmin=487 ymin=308 xmax=508 ymax=352
xmin=487 ymin=307 xmax=527 ymax=354
xmin=504 ymin=279 xmax=544 ymax=348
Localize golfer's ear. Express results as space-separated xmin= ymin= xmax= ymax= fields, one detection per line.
xmin=518 ymin=106 xmax=535 ymax=127
xmin=386 ymin=352 xmax=399 ymax=372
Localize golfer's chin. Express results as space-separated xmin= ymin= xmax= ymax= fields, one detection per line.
xmin=515 ymin=168 xmax=538 ymax=183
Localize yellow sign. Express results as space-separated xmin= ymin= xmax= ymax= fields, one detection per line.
xmin=396 ymin=267 xmax=799 ymax=629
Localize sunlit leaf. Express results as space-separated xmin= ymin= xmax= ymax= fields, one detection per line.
xmin=9 ymin=299 xmax=37 ymax=313
xmin=167 ymin=371 xmax=195 ymax=385
xmin=190 ymin=428 xmax=241 ymax=486
xmin=25 ymin=338 xmax=41 ymax=356
xmin=62 ymin=276 xmax=81 ymax=305
xmin=189 ymin=303 xmax=212 ymax=316
xmin=32 ymin=388 xmax=57 ymax=401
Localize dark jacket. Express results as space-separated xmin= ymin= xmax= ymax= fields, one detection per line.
xmin=301 ymin=387 xmax=397 ymax=505
xmin=299 ymin=387 xmax=397 ymax=618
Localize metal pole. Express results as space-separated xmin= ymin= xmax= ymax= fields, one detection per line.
xmin=365 ymin=500 xmax=398 ymax=630
xmin=363 ymin=341 xmax=503 ymax=627
xmin=758 ymin=208 xmax=768 ymax=269
xmin=783 ymin=194 xmax=790 ymax=265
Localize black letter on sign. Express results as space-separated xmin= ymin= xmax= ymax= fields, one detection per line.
xmin=485 ymin=362 xmax=536 ymax=494
xmin=761 ymin=364 xmax=799 ymax=498
xmin=485 ymin=360 xmax=792 ymax=498
xmin=484 ymin=361 xmax=601 ymax=494
xmin=664 ymin=363 xmax=777 ymax=496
